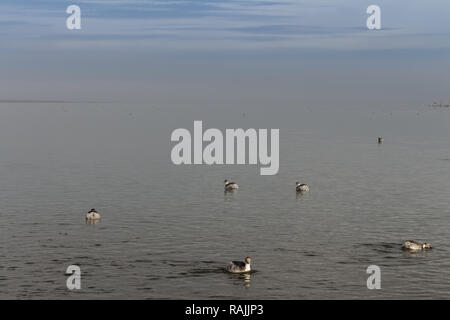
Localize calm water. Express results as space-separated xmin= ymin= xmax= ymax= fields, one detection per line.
xmin=1 ymin=102 xmax=449 ymax=299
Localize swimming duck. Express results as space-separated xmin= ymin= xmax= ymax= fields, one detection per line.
xmin=86 ymin=208 xmax=101 ymax=220
xmin=402 ymin=240 xmax=432 ymax=251
xmin=224 ymin=179 xmax=239 ymax=191
xmin=378 ymin=137 xmax=384 ymax=144
xmin=226 ymin=257 xmax=251 ymax=273
xmin=296 ymin=182 xmax=310 ymax=192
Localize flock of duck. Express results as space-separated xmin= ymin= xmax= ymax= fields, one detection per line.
xmin=221 ymin=179 xmax=433 ymax=273
xmin=85 ymin=172 xmax=433 ymax=274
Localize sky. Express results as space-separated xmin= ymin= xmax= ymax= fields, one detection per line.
xmin=1 ymin=0 xmax=449 ymax=106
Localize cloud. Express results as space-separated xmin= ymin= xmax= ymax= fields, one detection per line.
xmin=1 ymin=0 xmax=450 ymax=52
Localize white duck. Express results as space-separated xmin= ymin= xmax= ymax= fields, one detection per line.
xmin=402 ymin=240 xmax=432 ymax=251
xmin=86 ymin=208 xmax=101 ymax=221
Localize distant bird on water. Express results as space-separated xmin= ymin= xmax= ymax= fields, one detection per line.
xmin=296 ymin=181 xmax=310 ymax=192
xmin=224 ymin=179 xmax=239 ymax=191
xmin=226 ymin=257 xmax=252 ymax=273
xmin=378 ymin=137 xmax=384 ymax=144
xmin=86 ymin=208 xmax=101 ymax=221
xmin=402 ymin=240 xmax=432 ymax=251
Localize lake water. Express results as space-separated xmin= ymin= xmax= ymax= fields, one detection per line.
xmin=1 ymin=102 xmax=449 ymax=299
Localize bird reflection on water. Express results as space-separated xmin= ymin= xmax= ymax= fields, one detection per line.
xmin=85 ymin=219 xmax=100 ymax=225
xmin=226 ymin=271 xmax=255 ymax=288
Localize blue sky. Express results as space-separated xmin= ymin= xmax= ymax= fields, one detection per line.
xmin=1 ymin=0 xmax=449 ymax=104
